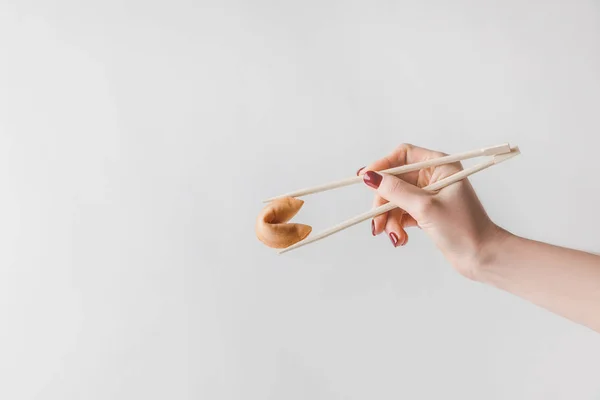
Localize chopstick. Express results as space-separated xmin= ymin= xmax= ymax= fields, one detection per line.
xmin=278 ymin=146 xmax=520 ymax=254
xmin=263 ymin=143 xmax=511 ymax=203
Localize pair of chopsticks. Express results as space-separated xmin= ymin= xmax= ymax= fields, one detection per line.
xmin=265 ymin=143 xmax=520 ymax=254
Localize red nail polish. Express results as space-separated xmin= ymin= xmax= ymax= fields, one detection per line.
xmin=363 ymin=171 xmax=382 ymax=189
xmin=371 ymin=220 xmax=375 ymax=236
xmin=356 ymin=166 xmax=365 ymax=176
xmin=389 ymin=232 xmax=399 ymax=247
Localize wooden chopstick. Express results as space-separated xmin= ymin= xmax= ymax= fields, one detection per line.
xmin=278 ymin=146 xmax=520 ymax=254
xmin=263 ymin=143 xmax=511 ymax=203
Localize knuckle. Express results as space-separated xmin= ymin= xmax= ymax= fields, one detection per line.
xmin=428 ymin=150 xmax=448 ymax=158
xmin=397 ymin=143 xmax=413 ymax=151
xmin=388 ymin=177 xmax=403 ymax=195
xmin=416 ymin=195 xmax=439 ymax=216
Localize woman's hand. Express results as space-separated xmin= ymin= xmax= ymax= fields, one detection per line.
xmin=358 ymin=143 xmax=502 ymax=279
xmin=360 ymin=143 xmax=600 ymax=332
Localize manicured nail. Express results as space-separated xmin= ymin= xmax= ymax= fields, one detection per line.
xmin=400 ymin=235 xmax=408 ymax=246
xmin=363 ymin=171 xmax=382 ymax=189
xmin=389 ymin=232 xmax=399 ymax=247
xmin=356 ymin=166 xmax=365 ymax=176
xmin=371 ymin=220 xmax=376 ymax=236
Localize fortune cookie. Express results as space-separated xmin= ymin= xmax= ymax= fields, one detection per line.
xmin=256 ymin=197 xmax=312 ymax=248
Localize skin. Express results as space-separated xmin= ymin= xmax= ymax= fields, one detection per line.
xmin=360 ymin=144 xmax=600 ymax=333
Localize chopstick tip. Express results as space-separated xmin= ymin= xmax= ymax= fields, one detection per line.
xmin=493 ymin=146 xmax=521 ymax=164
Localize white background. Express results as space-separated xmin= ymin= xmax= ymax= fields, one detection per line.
xmin=1 ymin=0 xmax=600 ymax=399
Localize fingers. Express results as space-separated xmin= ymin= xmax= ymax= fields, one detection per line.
xmin=357 ymin=143 xmax=445 ymax=241
xmin=383 ymin=209 xmax=421 ymax=247
xmin=359 ymin=144 xmax=418 ymax=186
xmin=362 ymin=169 xmax=428 ymax=248
xmin=364 ymin=171 xmax=432 ymax=220
xmin=401 ymin=213 xmax=419 ymax=229
xmin=357 ymin=144 xmax=419 ymax=236
xmin=358 ymin=165 xmax=388 ymax=236
xmin=385 ymin=208 xmax=408 ymax=247
xmin=371 ymin=194 xmax=388 ymax=236
xmin=358 ymin=143 xmax=448 ymax=186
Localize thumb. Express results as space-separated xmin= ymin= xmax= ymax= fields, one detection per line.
xmin=363 ymin=171 xmax=431 ymax=218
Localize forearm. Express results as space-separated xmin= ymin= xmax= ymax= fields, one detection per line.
xmin=475 ymin=227 xmax=600 ymax=332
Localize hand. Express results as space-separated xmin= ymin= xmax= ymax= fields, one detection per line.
xmin=358 ymin=143 xmax=501 ymax=279
xmin=359 ymin=143 xmax=600 ymax=332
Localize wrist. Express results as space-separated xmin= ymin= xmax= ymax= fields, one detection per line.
xmin=470 ymin=224 xmax=513 ymax=282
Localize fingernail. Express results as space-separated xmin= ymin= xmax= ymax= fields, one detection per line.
xmin=371 ymin=220 xmax=376 ymax=236
xmin=400 ymin=235 xmax=408 ymax=246
xmin=356 ymin=166 xmax=365 ymax=176
xmin=363 ymin=171 xmax=382 ymax=189
xmin=389 ymin=232 xmax=399 ymax=247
